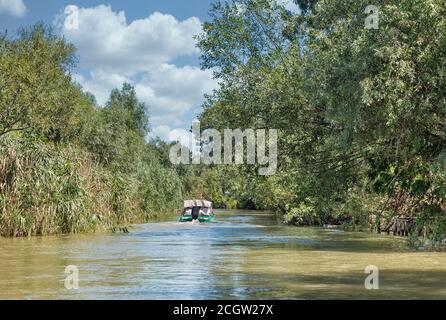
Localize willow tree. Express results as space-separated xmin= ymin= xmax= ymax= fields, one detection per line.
xmin=0 ymin=24 xmax=85 ymax=141
xmin=197 ymin=0 xmax=446 ymax=245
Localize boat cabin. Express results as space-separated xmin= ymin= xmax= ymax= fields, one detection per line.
xmin=180 ymin=200 xmax=215 ymax=222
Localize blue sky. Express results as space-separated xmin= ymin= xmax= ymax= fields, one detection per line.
xmin=0 ymin=1 xmax=214 ymax=42
xmin=0 ymin=0 xmax=299 ymax=142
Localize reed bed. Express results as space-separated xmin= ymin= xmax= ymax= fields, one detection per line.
xmin=0 ymin=136 xmax=182 ymax=237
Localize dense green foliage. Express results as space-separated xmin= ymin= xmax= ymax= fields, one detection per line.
xmin=0 ymin=25 xmax=182 ymax=236
xmin=196 ymin=0 xmax=446 ymax=248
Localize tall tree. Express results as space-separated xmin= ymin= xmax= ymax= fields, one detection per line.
xmin=106 ymin=83 xmax=150 ymax=137
xmin=0 ymin=23 xmax=78 ymax=140
xmin=197 ymin=0 xmax=446 ymax=243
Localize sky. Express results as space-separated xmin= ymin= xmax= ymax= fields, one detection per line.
xmin=0 ymin=0 xmax=299 ymax=142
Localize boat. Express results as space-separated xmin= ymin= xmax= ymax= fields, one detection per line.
xmin=179 ymin=200 xmax=216 ymax=223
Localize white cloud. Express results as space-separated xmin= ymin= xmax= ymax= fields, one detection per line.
xmin=73 ymin=64 xmax=217 ymax=127
xmin=135 ymin=64 xmax=217 ymax=120
xmin=58 ymin=5 xmax=217 ymax=137
xmin=73 ymin=71 xmax=130 ymax=106
xmin=58 ymin=5 xmax=202 ymax=75
xmin=151 ymin=125 xmax=173 ymax=141
xmin=0 ymin=0 xmax=26 ymax=17
xmin=275 ymin=0 xmax=301 ymax=14
xmin=151 ymin=126 xmax=193 ymax=148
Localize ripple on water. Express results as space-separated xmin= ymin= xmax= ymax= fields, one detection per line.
xmin=0 ymin=210 xmax=445 ymax=299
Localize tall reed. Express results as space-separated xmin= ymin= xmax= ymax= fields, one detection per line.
xmin=0 ymin=136 xmax=182 ymax=237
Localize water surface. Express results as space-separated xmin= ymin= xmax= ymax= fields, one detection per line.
xmin=0 ymin=210 xmax=445 ymax=299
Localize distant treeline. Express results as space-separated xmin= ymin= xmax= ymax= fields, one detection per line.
xmin=193 ymin=0 xmax=446 ymax=249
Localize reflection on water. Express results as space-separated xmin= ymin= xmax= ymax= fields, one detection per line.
xmin=0 ymin=210 xmax=445 ymax=299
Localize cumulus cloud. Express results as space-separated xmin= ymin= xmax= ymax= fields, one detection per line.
xmin=0 ymin=0 xmax=27 ymax=17
xmin=58 ymin=5 xmax=202 ymax=75
xmin=57 ymin=5 xmax=217 ymax=140
xmin=135 ymin=64 xmax=217 ymax=121
xmin=72 ymin=63 xmax=217 ymax=128
xmin=72 ymin=71 xmax=130 ymax=106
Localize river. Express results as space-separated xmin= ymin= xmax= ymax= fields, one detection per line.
xmin=0 ymin=210 xmax=445 ymax=299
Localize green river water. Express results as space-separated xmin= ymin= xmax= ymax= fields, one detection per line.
xmin=0 ymin=210 xmax=445 ymax=299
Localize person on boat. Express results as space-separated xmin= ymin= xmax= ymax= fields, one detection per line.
xmin=199 ymin=207 xmax=205 ymax=216
xmin=200 ymin=207 xmax=210 ymax=216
